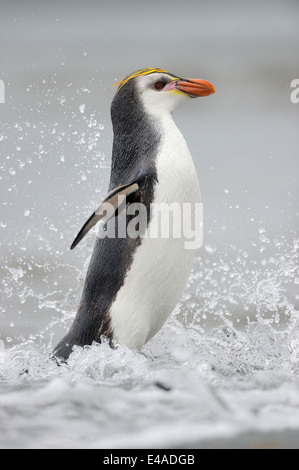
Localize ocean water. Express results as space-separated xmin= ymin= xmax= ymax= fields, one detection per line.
xmin=0 ymin=233 xmax=299 ymax=449
xmin=1 ymin=0 xmax=299 ymax=449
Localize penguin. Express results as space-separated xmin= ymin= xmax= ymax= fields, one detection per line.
xmin=52 ymin=68 xmax=215 ymax=360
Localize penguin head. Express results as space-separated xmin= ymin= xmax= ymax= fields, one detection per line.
xmin=113 ymin=68 xmax=216 ymax=116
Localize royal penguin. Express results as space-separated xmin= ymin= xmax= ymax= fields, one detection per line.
xmin=52 ymin=67 xmax=215 ymax=360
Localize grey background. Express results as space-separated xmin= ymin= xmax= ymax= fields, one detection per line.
xmin=0 ymin=0 xmax=299 ymax=343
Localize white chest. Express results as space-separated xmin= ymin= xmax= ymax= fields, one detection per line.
xmin=155 ymin=114 xmax=201 ymax=206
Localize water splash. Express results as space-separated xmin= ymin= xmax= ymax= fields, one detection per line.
xmin=0 ymin=227 xmax=299 ymax=448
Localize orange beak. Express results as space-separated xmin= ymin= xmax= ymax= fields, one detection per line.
xmin=176 ymin=78 xmax=216 ymax=97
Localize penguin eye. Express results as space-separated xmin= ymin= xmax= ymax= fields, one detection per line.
xmin=154 ymin=81 xmax=166 ymax=91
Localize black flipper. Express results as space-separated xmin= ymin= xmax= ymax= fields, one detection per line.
xmin=70 ymin=179 xmax=140 ymax=250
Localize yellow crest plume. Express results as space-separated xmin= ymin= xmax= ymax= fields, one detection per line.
xmin=113 ymin=68 xmax=170 ymax=94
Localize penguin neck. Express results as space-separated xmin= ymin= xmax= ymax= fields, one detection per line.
xmin=110 ymin=93 xmax=163 ymax=188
